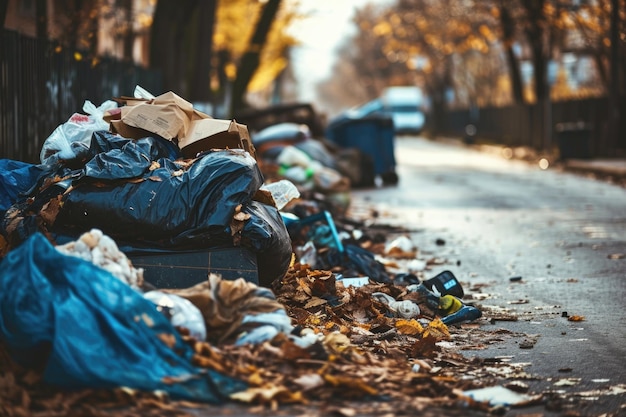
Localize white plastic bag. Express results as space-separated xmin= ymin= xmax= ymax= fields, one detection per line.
xmin=40 ymin=99 xmax=118 ymax=165
xmin=276 ymin=146 xmax=312 ymax=167
xmin=143 ymin=291 xmax=207 ymax=341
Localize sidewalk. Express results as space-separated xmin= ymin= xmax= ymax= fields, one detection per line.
xmin=434 ymin=136 xmax=626 ymax=187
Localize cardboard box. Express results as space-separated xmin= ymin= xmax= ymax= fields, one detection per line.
xmin=121 ymin=100 xmax=189 ymax=141
xmin=127 ymin=246 xmax=259 ymax=289
xmin=109 ymin=119 xmax=155 ymax=140
xmin=109 ymin=91 xmax=257 ymax=160
xmin=120 ymin=91 xmax=211 ymax=141
xmin=178 ymin=118 xmax=257 ymax=159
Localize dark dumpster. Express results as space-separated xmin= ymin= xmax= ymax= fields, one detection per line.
xmin=555 ymin=121 xmax=593 ymax=160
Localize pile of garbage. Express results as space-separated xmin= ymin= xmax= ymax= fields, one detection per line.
xmin=0 ymin=89 xmax=510 ymax=416
xmin=1 ymin=89 xmax=291 ymax=287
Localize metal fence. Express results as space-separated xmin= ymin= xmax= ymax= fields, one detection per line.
xmin=0 ymin=29 xmax=162 ymax=163
xmin=438 ymin=96 xmax=626 ymax=158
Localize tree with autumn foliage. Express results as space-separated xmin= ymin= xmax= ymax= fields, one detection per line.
xmin=318 ymin=0 xmax=623 ymax=140
xmin=149 ymin=0 xmax=299 ymax=116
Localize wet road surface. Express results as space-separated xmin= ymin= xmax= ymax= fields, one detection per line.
xmin=349 ymin=136 xmax=626 ymax=415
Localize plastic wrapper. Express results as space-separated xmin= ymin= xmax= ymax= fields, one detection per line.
xmin=317 ymin=243 xmax=391 ymax=284
xmin=0 ymin=233 xmax=246 ymax=402
xmin=164 ymin=274 xmax=315 ymax=348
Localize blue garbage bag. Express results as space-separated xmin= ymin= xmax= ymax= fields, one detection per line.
xmin=0 ymin=233 xmax=246 ymax=402
xmin=0 ymin=159 xmax=50 ymax=214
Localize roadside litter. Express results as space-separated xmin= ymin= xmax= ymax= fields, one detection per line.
xmin=0 ymin=89 xmax=496 ymax=416
xmin=1 ymin=90 xmax=292 ymax=288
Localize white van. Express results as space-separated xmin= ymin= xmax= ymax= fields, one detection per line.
xmin=380 ymin=86 xmax=426 ymax=134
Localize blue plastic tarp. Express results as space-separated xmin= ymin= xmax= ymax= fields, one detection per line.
xmin=0 ymin=233 xmax=246 ymax=402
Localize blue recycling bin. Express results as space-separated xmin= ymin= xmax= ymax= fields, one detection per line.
xmin=326 ymin=114 xmax=398 ymax=185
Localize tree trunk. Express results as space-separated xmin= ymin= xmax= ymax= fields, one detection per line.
xmin=187 ymin=1 xmax=217 ymax=102
xmin=119 ymin=0 xmax=134 ymax=61
xmin=500 ymin=4 xmax=524 ymax=104
xmin=67 ymin=0 xmax=83 ymax=50
xmin=521 ymin=0 xmax=548 ymax=103
xmin=608 ymin=0 xmax=621 ymax=148
xmin=36 ymin=0 xmax=48 ymax=39
xmin=230 ymin=0 xmax=282 ymax=117
xmin=150 ymin=0 xmax=200 ymax=95
xmin=1 ymin=0 xmax=8 ymax=28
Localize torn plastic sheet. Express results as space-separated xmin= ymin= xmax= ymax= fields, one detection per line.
xmin=0 ymin=233 xmax=246 ymax=402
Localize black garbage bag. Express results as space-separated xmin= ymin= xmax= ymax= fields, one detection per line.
xmin=317 ymin=243 xmax=391 ymax=284
xmin=241 ymin=201 xmax=292 ymax=287
xmin=55 ymin=133 xmax=263 ymax=245
xmin=2 ymin=132 xmax=291 ymax=285
xmin=79 ymin=131 xmax=181 ymax=179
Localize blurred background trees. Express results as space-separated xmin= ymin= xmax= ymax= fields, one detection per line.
xmin=1 ymin=0 xmax=624 ymax=152
xmin=317 ymin=0 xmax=624 ymax=111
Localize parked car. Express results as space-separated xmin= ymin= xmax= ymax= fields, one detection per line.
xmin=380 ymin=86 xmax=426 ymax=134
xmin=346 ymin=87 xmax=426 ymax=135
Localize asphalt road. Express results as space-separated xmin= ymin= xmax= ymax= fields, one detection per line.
xmin=349 ymin=136 xmax=626 ymax=416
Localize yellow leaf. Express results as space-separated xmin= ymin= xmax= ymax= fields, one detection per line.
xmin=323 ymin=374 xmax=378 ymax=396
xmin=423 ymin=318 xmax=450 ymax=341
xmin=323 ymin=332 xmax=351 ymax=354
xmin=395 ymin=318 xmax=424 ymax=336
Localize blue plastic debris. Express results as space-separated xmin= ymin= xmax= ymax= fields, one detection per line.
xmin=0 ymin=233 xmax=246 ymax=402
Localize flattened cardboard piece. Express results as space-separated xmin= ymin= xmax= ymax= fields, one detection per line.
xmin=152 ymin=91 xmax=211 ymax=121
xmin=119 ymin=91 xmax=212 ymax=141
xmin=111 ymin=96 xmax=150 ymax=107
xmin=152 ymin=91 xmax=194 ymax=118
xmin=121 ymin=101 xmax=188 ymax=140
xmin=178 ymin=119 xmax=257 ymax=159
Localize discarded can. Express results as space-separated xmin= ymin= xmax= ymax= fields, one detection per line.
xmin=441 ymin=305 xmax=482 ymax=326
xmin=438 ymin=294 xmax=463 ymax=316
xmin=423 ymin=270 xmax=464 ymax=298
